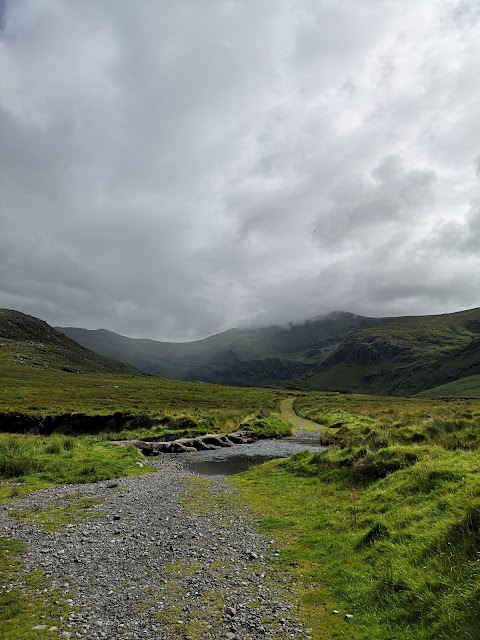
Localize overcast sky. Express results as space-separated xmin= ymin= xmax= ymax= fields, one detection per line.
xmin=1 ymin=0 xmax=480 ymax=340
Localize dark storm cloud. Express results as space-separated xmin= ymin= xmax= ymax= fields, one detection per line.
xmin=0 ymin=0 xmax=479 ymax=339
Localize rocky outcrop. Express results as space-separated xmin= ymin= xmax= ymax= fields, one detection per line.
xmin=132 ymin=430 xmax=257 ymax=455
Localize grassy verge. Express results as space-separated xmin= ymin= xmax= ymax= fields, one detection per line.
xmin=232 ymin=393 xmax=480 ymax=640
xmin=0 ymin=433 xmax=151 ymax=503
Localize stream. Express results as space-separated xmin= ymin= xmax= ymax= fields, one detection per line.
xmin=179 ymin=433 xmax=325 ymax=476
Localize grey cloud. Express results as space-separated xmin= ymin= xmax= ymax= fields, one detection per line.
xmin=474 ymin=155 xmax=480 ymax=180
xmin=429 ymin=158 xmax=480 ymax=256
xmin=0 ymin=1 xmax=479 ymax=339
xmin=314 ymin=156 xmax=436 ymax=249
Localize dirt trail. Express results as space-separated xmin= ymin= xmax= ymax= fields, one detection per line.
xmin=279 ymin=398 xmax=322 ymax=434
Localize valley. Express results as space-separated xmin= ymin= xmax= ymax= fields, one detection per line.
xmin=58 ymin=307 xmax=480 ymax=397
xmin=0 ymin=308 xmax=479 ymax=639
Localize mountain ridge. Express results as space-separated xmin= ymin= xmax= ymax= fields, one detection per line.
xmin=59 ymin=311 xmax=381 ymax=386
xmin=58 ymin=307 xmax=480 ymax=395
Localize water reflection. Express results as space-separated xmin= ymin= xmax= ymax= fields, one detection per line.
xmin=179 ymin=437 xmax=325 ymax=476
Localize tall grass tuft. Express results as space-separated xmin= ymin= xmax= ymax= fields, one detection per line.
xmin=0 ymin=433 xmax=150 ymax=491
xmin=0 ymin=435 xmax=40 ymax=477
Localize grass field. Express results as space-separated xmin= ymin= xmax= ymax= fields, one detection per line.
xmin=0 ymin=434 xmax=151 ymax=503
xmin=233 ymin=392 xmax=480 ymax=639
xmin=0 ymin=357 xmax=281 ymax=420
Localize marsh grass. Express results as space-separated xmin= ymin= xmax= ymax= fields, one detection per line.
xmin=0 ymin=357 xmax=281 ymax=423
xmin=294 ymin=392 xmax=480 ymax=450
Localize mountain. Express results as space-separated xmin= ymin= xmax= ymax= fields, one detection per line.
xmin=59 ymin=311 xmax=379 ymax=387
xmin=59 ymin=307 xmax=480 ymax=395
xmin=304 ymin=307 xmax=480 ymax=395
xmin=0 ymin=309 xmax=138 ymax=375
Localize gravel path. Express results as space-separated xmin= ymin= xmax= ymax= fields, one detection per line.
xmin=1 ymin=457 xmax=311 ymax=640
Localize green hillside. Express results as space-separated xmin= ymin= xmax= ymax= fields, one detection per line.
xmin=59 ymin=307 xmax=480 ymax=395
xmin=305 ymin=307 xmax=480 ymax=395
xmin=59 ymin=311 xmax=378 ymax=387
xmin=417 ymin=374 xmax=480 ymax=399
xmin=0 ymin=309 xmax=138 ymax=375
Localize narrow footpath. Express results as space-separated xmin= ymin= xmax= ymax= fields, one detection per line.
xmin=279 ymin=398 xmax=322 ymax=435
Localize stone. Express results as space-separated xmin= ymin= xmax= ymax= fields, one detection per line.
xmin=224 ymin=605 xmax=237 ymax=617
xmin=32 ymin=625 xmax=48 ymax=630
xmin=345 ymin=613 xmax=353 ymax=620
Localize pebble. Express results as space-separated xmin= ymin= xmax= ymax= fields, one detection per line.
xmin=1 ymin=457 xmax=303 ymax=639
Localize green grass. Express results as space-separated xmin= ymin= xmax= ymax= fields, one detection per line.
xmin=233 ymin=392 xmax=480 ymax=640
xmin=294 ymin=392 xmax=480 ymax=450
xmin=240 ymin=413 xmax=292 ymax=438
xmin=0 ymin=536 xmax=72 ymax=640
xmin=0 ymin=433 xmax=151 ymax=502
xmin=0 ymin=355 xmax=282 ymax=426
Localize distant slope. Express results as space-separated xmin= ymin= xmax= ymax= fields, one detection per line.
xmin=59 ymin=307 xmax=480 ymax=395
xmin=417 ymin=374 xmax=480 ymax=399
xmin=59 ymin=312 xmax=379 ymax=387
xmin=0 ymin=309 xmax=138 ymax=375
xmin=305 ymin=307 xmax=480 ymax=395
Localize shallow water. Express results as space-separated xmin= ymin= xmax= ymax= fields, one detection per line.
xmin=179 ymin=436 xmax=325 ymax=476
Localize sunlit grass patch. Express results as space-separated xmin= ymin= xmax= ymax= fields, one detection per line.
xmin=232 ymin=390 xmax=480 ymax=640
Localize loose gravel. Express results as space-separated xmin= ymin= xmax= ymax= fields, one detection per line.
xmin=0 ymin=457 xmax=309 ymax=639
